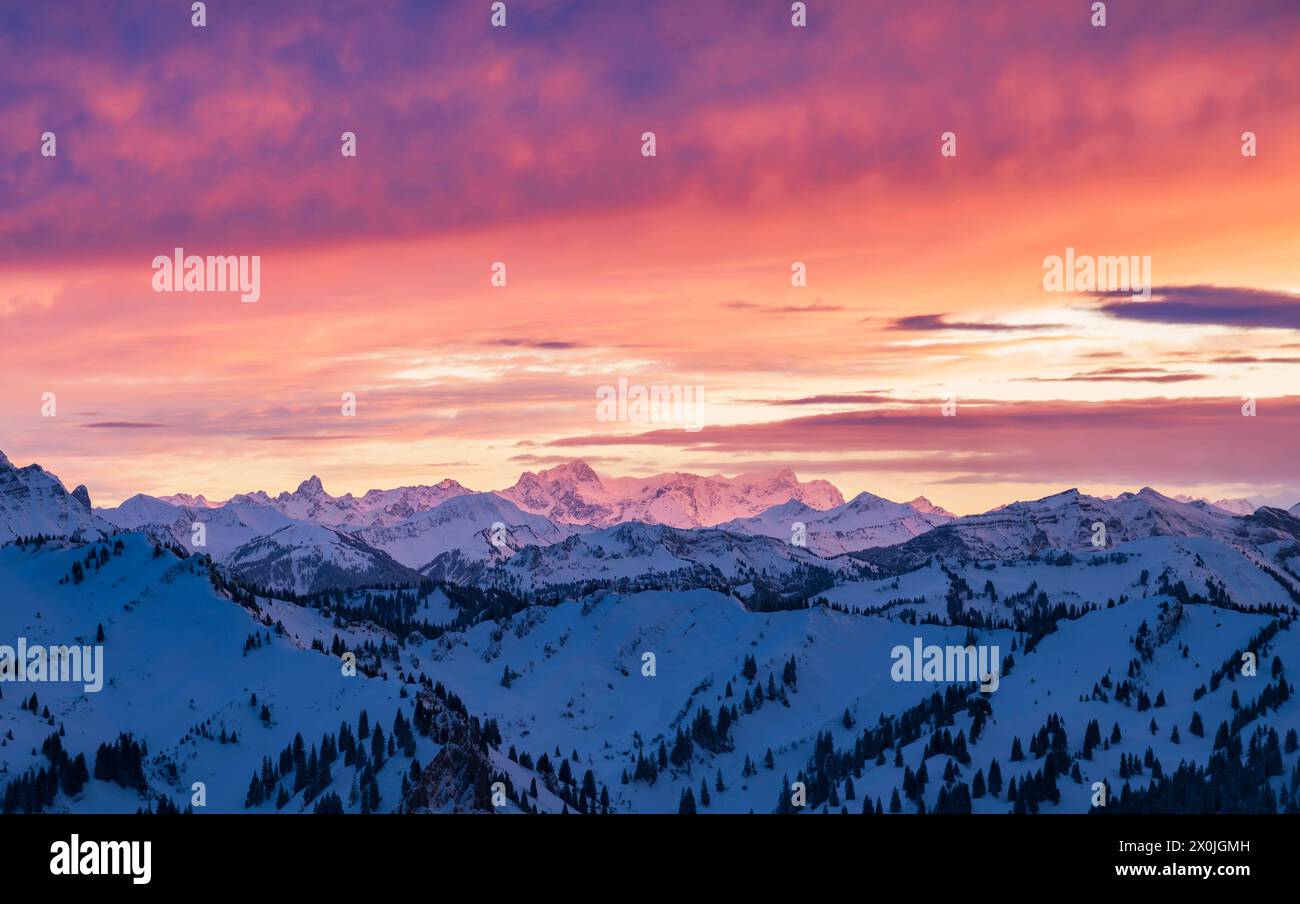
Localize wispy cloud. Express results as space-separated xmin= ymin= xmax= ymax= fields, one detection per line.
xmin=82 ymin=421 xmax=165 ymax=429
xmin=723 ymin=300 xmax=845 ymax=315
xmin=548 ymin=396 xmax=1300 ymax=487
xmin=745 ymin=392 xmax=903 ymax=406
xmin=1016 ymin=367 xmax=1208 ymax=384
xmin=889 ymin=314 xmax=1065 ymax=332
xmin=1096 ymin=285 xmax=1300 ymax=330
xmin=485 ymin=338 xmax=587 ymax=350
xmin=1210 ymin=355 xmax=1300 ymax=364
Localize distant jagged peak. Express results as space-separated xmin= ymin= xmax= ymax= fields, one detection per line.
xmin=290 ymin=475 xmax=327 ymax=498
xmin=843 ymin=490 xmax=897 ymax=509
xmin=907 ymin=496 xmax=955 ymax=518
xmin=536 ymin=459 xmax=603 ymax=484
xmin=1172 ymin=493 xmax=1256 ymax=516
xmin=157 ymin=491 xmax=215 ymax=508
xmin=499 ymin=458 xmax=844 ymax=527
xmin=0 ymin=451 xmax=109 ymax=543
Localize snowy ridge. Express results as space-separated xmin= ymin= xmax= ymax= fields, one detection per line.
xmin=855 ymin=487 xmax=1299 ymax=572
xmin=352 ymin=492 xmax=583 ymax=570
xmin=454 ymin=520 xmax=860 ymax=594
xmin=0 ymin=452 xmax=110 ymax=544
xmin=1173 ymin=495 xmax=1257 ymax=516
xmin=226 ymin=475 xmax=473 ymax=529
xmin=222 ymin=522 xmax=425 ymax=594
xmin=6 ymin=448 xmax=1300 ymax=815
xmin=498 ymin=460 xmax=845 ymax=528
xmin=722 ymin=491 xmax=955 ymax=555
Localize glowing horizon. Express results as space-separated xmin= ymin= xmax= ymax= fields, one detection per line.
xmin=2 ymin=0 xmax=1299 ymax=513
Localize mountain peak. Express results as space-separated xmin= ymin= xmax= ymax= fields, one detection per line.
xmin=846 ymin=490 xmax=891 ymax=508
xmin=296 ymin=475 xmax=326 ymax=497
xmin=540 ymin=460 xmax=601 ymax=484
xmin=0 ymin=450 xmax=10 ymax=470
xmin=907 ymin=496 xmax=954 ymax=517
xmin=749 ymin=466 xmax=798 ymax=482
xmin=0 ymin=454 xmax=107 ymax=543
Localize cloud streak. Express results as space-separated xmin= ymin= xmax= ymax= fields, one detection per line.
xmin=890 ymin=314 xmax=1065 ymax=333
xmin=548 ymin=396 xmax=1300 ymax=487
xmin=1097 ymin=286 xmax=1300 ymax=330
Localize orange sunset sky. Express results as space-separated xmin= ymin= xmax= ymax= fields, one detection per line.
xmin=1 ymin=0 xmax=1298 ymax=513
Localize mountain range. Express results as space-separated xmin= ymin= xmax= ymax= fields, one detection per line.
xmin=0 ymin=450 xmax=1288 ymax=597
xmin=4 ymin=446 xmax=1300 ymax=816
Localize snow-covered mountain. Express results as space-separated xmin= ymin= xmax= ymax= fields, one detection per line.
xmin=0 ymin=451 xmax=110 ymax=544
xmin=436 ymin=520 xmax=858 ymax=594
xmin=906 ymin=496 xmax=955 ymax=519
xmin=156 ymin=492 xmax=221 ymax=509
xmin=98 ymin=496 xmax=299 ymax=561
xmin=137 ymin=460 xmax=843 ymax=533
xmin=856 ymin=487 xmax=1299 ymax=572
xmin=98 ymin=493 xmax=186 ymax=529
xmin=222 ymin=521 xmax=424 ymax=594
xmin=498 ymin=460 xmax=844 ymax=528
xmin=352 ymin=493 xmax=582 ymax=570
xmin=0 ymin=534 xmax=468 ymax=813
xmin=722 ymin=491 xmax=955 ymax=556
xmin=7 ymin=528 xmax=1298 ymax=816
xmin=5 ymin=447 xmax=1300 ymax=816
xmin=226 ymin=475 xmax=474 ymax=529
xmin=1173 ymin=494 xmax=1257 ymax=516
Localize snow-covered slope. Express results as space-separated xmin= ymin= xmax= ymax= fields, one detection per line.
xmin=352 ymin=493 xmax=580 ymax=569
xmin=225 ymin=475 xmax=473 ymax=529
xmin=1173 ymin=495 xmax=1257 ymax=516
xmin=97 ymin=493 xmax=185 ymax=529
xmin=156 ymin=492 xmax=220 ymax=509
xmin=9 ymin=447 xmax=1300 ymax=815
xmin=0 ymin=535 xmax=453 ymax=813
xmin=907 ymin=496 xmax=955 ymax=519
xmin=0 ymin=451 xmax=110 ymax=544
xmin=723 ymin=491 xmax=954 ymax=555
xmin=857 ymin=487 xmax=1293 ymax=572
xmin=410 ymin=544 xmax=1300 ymax=813
xmin=442 ymin=521 xmax=857 ymax=593
xmin=3 ymin=520 xmax=1299 ymax=815
xmin=498 ymin=460 xmax=844 ymax=528
xmin=99 ymin=496 xmax=300 ymax=561
xmin=223 ymin=522 xmax=424 ymax=594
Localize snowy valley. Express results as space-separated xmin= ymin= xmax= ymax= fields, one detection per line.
xmin=3 ymin=449 xmax=1299 ymax=815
